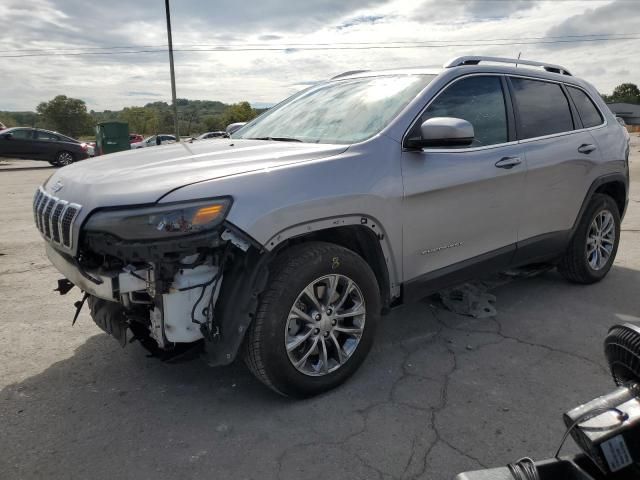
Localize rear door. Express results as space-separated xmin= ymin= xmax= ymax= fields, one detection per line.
xmin=508 ymin=76 xmax=602 ymax=247
xmin=401 ymin=74 xmax=526 ymax=284
xmin=33 ymin=130 xmax=62 ymax=160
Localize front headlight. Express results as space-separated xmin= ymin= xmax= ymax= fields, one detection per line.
xmin=84 ymin=197 xmax=232 ymax=240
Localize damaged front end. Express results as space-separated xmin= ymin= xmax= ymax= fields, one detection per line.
xmin=43 ymin=196 xmax=268 ymax=365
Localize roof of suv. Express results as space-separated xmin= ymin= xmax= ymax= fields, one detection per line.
xmin=329 ymin=56 xmax=591 ymax=89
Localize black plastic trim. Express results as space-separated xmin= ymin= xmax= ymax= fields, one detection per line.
xmin=571 ymin=173 xmax=629 ymax=230
xmin=403 ymin=244 xmax=515 ymax=303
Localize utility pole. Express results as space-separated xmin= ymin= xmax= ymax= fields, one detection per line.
xmin=164 ymin=0 xmax=180 ymax=142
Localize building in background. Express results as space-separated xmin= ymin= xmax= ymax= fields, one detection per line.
xmin=607 ymin=102 xmax=640 ymax=132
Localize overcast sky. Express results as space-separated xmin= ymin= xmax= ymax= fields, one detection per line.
xmin=0 ymin=0 xmax=637 ymax=111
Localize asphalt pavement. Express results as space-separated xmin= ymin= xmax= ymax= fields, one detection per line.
xmin=1 ymin=142 xmax=639 ymax=479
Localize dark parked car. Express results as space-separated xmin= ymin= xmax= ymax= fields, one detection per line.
xmin=0 ymin=128 xmax=89 ymax=166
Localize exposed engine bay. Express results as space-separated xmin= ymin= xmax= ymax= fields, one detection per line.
xmin=48 ymin=225 xmax=264 ymax=364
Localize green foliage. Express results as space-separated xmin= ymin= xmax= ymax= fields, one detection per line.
xmin=36 ymin=95 xmax=93 ymax=138
xmin=0 ymin=112 xmax=17 ymax=127
xmin=221 ymin=101 xmax=257 ymax=128
xmin=0 ymin=111 xmax=39 ymax=128
xmin=2 ymin=97 xmax=265 ymax=138
xmin=604 ymin=83 xmax=640 ymax=104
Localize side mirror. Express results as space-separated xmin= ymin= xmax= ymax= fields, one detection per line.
xmin=3 ymin=133 xmax=12 ymax=140
xmin=405 ymin=117 xmax=474 ymax=149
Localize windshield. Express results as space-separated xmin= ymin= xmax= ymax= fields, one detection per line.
xmin=233 ymin=74 xmax=435 ymax=144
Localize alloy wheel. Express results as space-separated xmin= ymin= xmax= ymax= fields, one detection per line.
xmin=57 ymin=152 xmax=73 ymax=166
xmin=586 ymin=209 xmax=615 ymax=271
xmin=285 ymin=274 xmax=366 ymax=376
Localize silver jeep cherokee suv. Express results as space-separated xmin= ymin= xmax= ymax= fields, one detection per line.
xmin=34 ymin=56 xmax=629 ymax=397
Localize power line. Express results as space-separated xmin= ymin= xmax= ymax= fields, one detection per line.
xmin=1 ymin=35 xmax=639 ymax=58
xmin=0 ymin=32 xmax=638 ymax=56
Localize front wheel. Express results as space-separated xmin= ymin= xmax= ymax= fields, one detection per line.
xmin=243 ymin=242 xmax=380 ymax=398
xmin=558 ymin=193 xmax=621 ymax=284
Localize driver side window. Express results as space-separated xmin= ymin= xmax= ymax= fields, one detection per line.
xmin=420 ymin=76 xmax=508 ymax=148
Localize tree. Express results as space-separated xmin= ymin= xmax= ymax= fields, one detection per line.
xmin=0 ymin=112 xmax=17 ymax=127
xmin=36 ymin=95 xmax=93 ymax=138
xmin=220 ymin=101 xmax=258 ymax=128
xmin=607 ymin=83 xmax=640 ymax=104
xmin=120 ymin=107 xmax=159 ymax=134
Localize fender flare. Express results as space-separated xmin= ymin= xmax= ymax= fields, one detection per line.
xmin=570 ymin=173 xmax=629 ymax=237
xmin=264 ymin=214 xmax=400 ymax=299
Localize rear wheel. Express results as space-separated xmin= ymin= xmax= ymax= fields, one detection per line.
xmin=558 ymin=193 xmax=620 ymax=284
xmin=244 ymin=242 xmax=380 ymax=398
xmin=54 ymin=151 xmax=74 ymax=167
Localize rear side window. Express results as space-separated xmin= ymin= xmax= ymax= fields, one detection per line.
xmin=420 ymin=76 xmax=508 ymax=147
xmin=510 ymin=78 xmax=573 ymax=139
xmin=567 ymin=86 xmax=603 ymax=128
xmin=36 ymin=131 xmax=60 ymax=141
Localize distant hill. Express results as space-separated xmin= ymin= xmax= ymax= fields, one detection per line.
xmin=0 ymin=98 xmax=268 ymax=136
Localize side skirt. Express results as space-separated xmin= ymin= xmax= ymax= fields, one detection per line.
xmin=401 ymin=230 xmax=571 ymax=304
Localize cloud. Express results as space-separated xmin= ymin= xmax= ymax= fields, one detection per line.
xmin=337 ymin=15 xmax=387 ymax=30
xmin=126 ymin=91 xmax=163 ymax=97
xmin=0 ymin=0 xmax=638 ymax=111
xmin=545 ymin=0 xmax=637 ymax=39
xmin=413 ymin=0 xmax=540 ymax=23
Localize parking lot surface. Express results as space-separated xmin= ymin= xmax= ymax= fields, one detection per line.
xmin=1 ymin=141 xmax=639 ymax=480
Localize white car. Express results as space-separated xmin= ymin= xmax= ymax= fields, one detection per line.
xmin=131 ymin=134 xmax=176 ymax=149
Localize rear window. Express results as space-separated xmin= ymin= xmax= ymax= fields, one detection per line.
xmin=567 ymin=86 xmax=603 ymax=128
xmin=510 ymin=78 xmax=574 ymax=139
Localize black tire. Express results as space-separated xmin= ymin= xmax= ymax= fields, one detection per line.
xmin=54 ymin=151 xmax=75 ymax=167
xmin=243 ymin=242 xmax=380 ymax=398
xmin=88 ymin=296 xmax=129 ymax=346
xmin=558 ymin=193 xmax=620 ymax=284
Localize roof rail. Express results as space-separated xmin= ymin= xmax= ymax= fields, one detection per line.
xmin=331 ymin=70 xmax=369 ymax=79
xmin=444 ymin=56 xmax=572 ymax=76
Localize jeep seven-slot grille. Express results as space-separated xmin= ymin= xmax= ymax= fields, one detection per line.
xmin=33 ymin=188 xmax=81 ymax=251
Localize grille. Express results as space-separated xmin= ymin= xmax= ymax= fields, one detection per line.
xmin=33 ymin=187 xmax=81 ymax=251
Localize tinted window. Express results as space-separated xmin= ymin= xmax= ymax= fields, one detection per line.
xmin=10 ymin=129 xmax=32 ymax=140
xmin=510 ymin=78 xmax=573 ymax=139
xmin=567 ymin=86 xmax=603 ymax=128
xmin=420 ymin=76 xmax=508 ymax=147
xmin=36 ymin=131 xmax=59 ymax=141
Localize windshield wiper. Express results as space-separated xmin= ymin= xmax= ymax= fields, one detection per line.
xmin=248 ymin=136 xmax=303 ymax=142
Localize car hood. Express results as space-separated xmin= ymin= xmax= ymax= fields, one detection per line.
xmin=44 ymin=139 xmax=348 ymax=209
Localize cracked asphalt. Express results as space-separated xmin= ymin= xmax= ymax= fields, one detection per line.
xmin=1 ymin=137 xmax=639 ymax=480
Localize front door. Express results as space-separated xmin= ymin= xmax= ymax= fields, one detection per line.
xmin=0 ymin=128 xmax=34 ymax=158
xmin=401 ymin=75 xmax=525 ymax=285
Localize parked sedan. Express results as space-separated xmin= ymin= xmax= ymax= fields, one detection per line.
xmin=0 ymin=128 xmax=89 ymax=166
xmin=195 ymin=131 xmax=227 ymax=140
xmin=131 ymin=134 xmax=176 ymax=149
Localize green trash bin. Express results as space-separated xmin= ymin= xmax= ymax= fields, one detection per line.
xmin=95 ymin=121 xmax=130 ymax=155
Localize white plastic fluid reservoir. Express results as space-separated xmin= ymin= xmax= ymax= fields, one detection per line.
xmin=162 ymin=264 xmax=220 ymax=343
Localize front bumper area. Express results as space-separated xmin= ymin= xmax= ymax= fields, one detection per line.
xmin=44 ymin=222 xmax=264 ymax=366
xmin=46 ymin=243 xmax=121 ymax=301
xmin=46 ymin=242 xmax=220 ymax=345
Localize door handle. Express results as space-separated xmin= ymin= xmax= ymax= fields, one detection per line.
xmin=577 ymin=143 xmax=597 ymax=154
xmin=495 ymin=156 xmax=522 ymax=169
